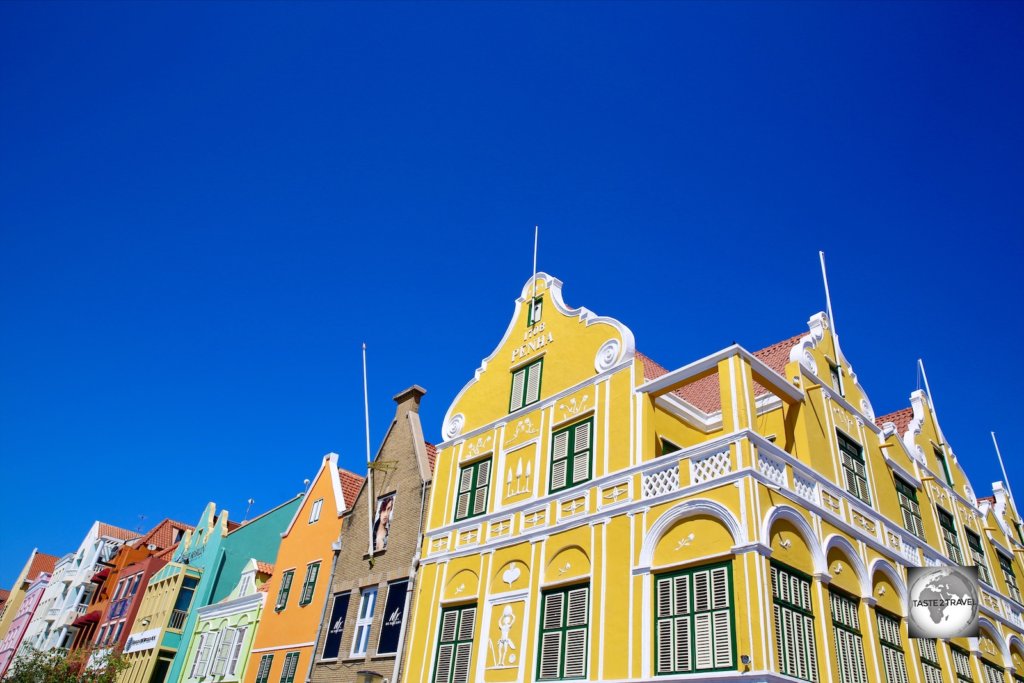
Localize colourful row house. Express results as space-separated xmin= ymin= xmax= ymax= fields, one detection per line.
xmin=0 ymin=552 xmax=58 ymax=677
xmin=0 ymin=549 xmax=59 ymax=648
xmin=241 ymin=454 xmax=364 ymax=683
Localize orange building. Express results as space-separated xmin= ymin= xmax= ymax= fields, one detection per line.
xmin=241 ymin=454 xmax=363 ymax=683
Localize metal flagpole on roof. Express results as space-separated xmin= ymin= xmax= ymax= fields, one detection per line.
xmin=532 ymin=225 xmax=539 ymax=305
xmin=917 ymin=358 xmax=946 ymax=445
xmin=363 ymin=343 xmax=375 ymax=559
xmin=819 ymin=251 xmax=842 ymax=368
xmin=993 ymin=432 xmax=1017 ymax=504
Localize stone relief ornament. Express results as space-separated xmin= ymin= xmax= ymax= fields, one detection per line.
xmin=445 ymin=413 xmax=465 ymax=440
xmin=675 ymin=532 xmax=696 ymax=551
xmin=506 ymin=417 xmax=539 ymax=444
xmin=594 ymin=339 xmax=621 ymax=373
xmin=466 ymin=434 xmax=493 ymax=457
xmin=557 ymin=562 xmax=572 ymax=576
xmin=506 ymin=458 xmax=532 ymax=498
xmin=558 ymin=394 xmax=590 ymax=418
xmin=501 ymin=563 xmax=522 ymax=589
xmin=487 ymin=605 xmax=519 ymax=669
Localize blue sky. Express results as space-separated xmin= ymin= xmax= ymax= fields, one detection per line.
xmin=1 ymin=1 xmax=1021 ymax=588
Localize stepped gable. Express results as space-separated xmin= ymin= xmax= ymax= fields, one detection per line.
xmin=637 ymin=333 xmax=804 ymax=414
xmin=875 ymin=407 xmax=914 ymax=434
xmin=98 ymin=522 xmax=141 ymax=542
xmin=339 ymin=470 xmax=366 ymax=512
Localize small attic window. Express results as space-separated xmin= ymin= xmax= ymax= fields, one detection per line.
xmin=828 ymin=361 xmax=844 ymax=396
xmin=528 ymin=296 xmax=543 ymax=326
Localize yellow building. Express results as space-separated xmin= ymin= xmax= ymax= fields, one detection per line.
xmin=400 ymin=273 xmax=1024 ymax=683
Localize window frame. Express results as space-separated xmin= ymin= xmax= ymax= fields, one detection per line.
xmin=509 ymin=358 xmax=543 ymax=413
xmin=950 ymin=644 xmax=974 ymax=683
xmin=549 ymin=417 xmax=594 ymax=494
xmin=275 ymin=570 xmax=295 ymax=611
xmin=771 ymin=561 xmax=818 ymax=683
xmin=876 ymin=609 xmax=909 ymax=683
xmin=299 ymin=562 xmax=320 ymax=607
xmin=308 ymin=498 xmax=324 ymax=524
xmin=454 ymin=458 xmax=491 ymax=522
xmin=350 ymin=586 xmax=378 ymax=658
xmin=537 ymin=583 xmax=589 ymax=681
xmin=937 ymin=507 xmax=965 ymax=565
xmin=431 ymin=603 xmax=476 ymax=683
xmin=999 ymin=551 xmax=1022 ymax=604
xmin=934 ymin=445 xmax=954 ymax=487
xmin=965 ymin=529 xmax=993 ymax=585
xmin=981 ymin=659 xmax=1005 ymax=683
xmin=837 ymin=430 xmax=871 ymax=505
xmin=254 ymin=655 xmax=273 ymax=683
xmin=829 ymin=588 xmax=867 ymax=683
xmin=528 ymin=296 xmax=543 ymax=326
xmin=653 ymin=561 xmax=734 ymax=675
xmin=917 ymin=638 xmax=943 ymax=683
xmin=278 ymin=652 xmax=299 ymax=683
xmin=894 ymin=476 xmax=925 ymax=539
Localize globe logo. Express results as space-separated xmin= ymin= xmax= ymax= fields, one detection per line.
xmin=907 ymin=566 xmax=980 ymax=638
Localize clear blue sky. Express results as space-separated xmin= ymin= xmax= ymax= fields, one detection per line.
xmin=1 ymin=1 xmax=1021 ymax=588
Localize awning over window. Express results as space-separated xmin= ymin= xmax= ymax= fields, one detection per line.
xmin=73 ymin=611 xmax=101 ymax=626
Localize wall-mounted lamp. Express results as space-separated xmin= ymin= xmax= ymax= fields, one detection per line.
xmin=740 ymin=654 xmax=751 ymax=665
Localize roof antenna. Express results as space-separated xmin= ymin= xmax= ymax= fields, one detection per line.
xmin=243 ymin=498 xmax=254 ymax=523
xmin=992 ymin=432 xmax=1023 ymax=539
xmin=531 ymin=225 xmax=540 ymax=322
xmin=136 ymin=514 xmax=146 ymax=533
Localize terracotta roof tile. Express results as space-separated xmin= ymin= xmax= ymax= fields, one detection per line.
xmin=27 ymin=552 xmax=59 ymax=580
xmin=978 ymin=496 xmax=996 ymax=504
xmin=154 ymin=543 xmax=179 ymax=561
xmin=135 ymin=519 xmax=194 ymax=551
xmin=339 ymin=470 xmax=366 ymax=512
xmin=425 ymin=442 xmax=437 ymax=473
xmin=876 ymin=408 xmax=914 ymax=434
xmin=97 ymin=523 xmax=140 ymax=543
xmin=637 ymin=334 xmax=803 ymax=414
xmin=0 ymin=589 xmax=10 ymax=602
xmin=255 ymin=561 xmax=274 ymax=576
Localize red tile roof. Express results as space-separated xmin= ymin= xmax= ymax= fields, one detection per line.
xmin=27 ymin=552 xmax=59 ymax=581
xmin=134 ymin=519 xmax=194 ymax=551
xmin=154 ymin=543 xmax=179 ymax=561
xmin=425 ymin=442 xmax=437 ymax=473
xmin=637 ymin=334 xmax=803 ymax=414
xmin=97 ymin=523 xmax=140 ymax=543
xmin=875 ymin=408 xmax=914 ymax=434
xmin=0 ymin=589 xmax=10 ymax=602
xmin=339 ymin=470 xmax=366 ymax=511
xmin=255 ymin=561 xmax=274 ymax=576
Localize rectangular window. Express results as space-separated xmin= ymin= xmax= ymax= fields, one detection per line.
xmin=1000 ymin=552 xmax=1022 ymax=603
xmin=837 ymin=431 xmax=870 ymax=504
xmin=321 ymin=592 xmax=350 ymax=661
xmin=254 ymin=655 xmax=273 ymax=683
xmin=278 ymin=652 xmax=299 ymax=683
xmin=918 ymin=638 xmax=943 ymax=683
xmin=113 ymin=621 xmax=124 ymax=643
xmin=771 ymin=563 xmax=818 ymax=682
xmin=654 ymin=562 xmax=733 ymax=674
xmin=966 ymin=530 xmax=992 ymax=584
xmin=937 ymin=508 xmax=965 ymax=565
xmin=537 ymin=584 xmax=589 ymax=680
xmin=454 ymin=458 xmax=491 ymax=521
xmin=350 ymin=586 xmax=378 ymax=657
xmin=432 ymin=604 xmax=475 ymax=683
xmin=894 ymin=477 xmax=925 ymax=538
xmin=829 ymin=361 xmax=844 ymax=396
xmin=528 ymin=296 xmax=543 ymax=326
xmin=174 ymin=577 xmax=200 ymax=613
xmin=308 ymin=498 xmax=324 ymax=524
xmin=829 ymin=590 xmax=867 ymax=683
xmin=227 ymin=626 xmax=247 ymax=675
xmin=191 ymin=633 xmax=212 ymax=679
xmin=876 ymin=611 xmax=909 ymax=683
xmin=509 ymin=359 xmax=542 ymax=412
xmin=212 ymin=628 xmax=233 ymax=676
xmin=934 ymin=445 xmax=954 ymax=487
xmin=950 ymin=645 xmax=974 ymax=683
xmin=275 ymin=570 xmax=295 ymax=611
xmin=982 ymin=660 xmax=1005 ymax=683
xmin=299 ymin=562 xmax=320 ymax=606
xmin=549 ymin=418 xmax=593 ymax=494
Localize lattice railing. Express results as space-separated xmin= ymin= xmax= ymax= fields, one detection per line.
xmin=757 ymin=448 xmax=786 ymax=487
xmin=642 ymin=462 xmax=680 ymax=498
xmin=691 ymin=449 xmax=731 ymax=484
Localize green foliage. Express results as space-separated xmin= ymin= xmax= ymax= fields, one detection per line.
xmin=5 ymin=647 xmax=128 ymax=683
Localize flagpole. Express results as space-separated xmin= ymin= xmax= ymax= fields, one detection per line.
xmin=532 ymin=225 xmax=539 ymax=302
xmin=363 ymin=343 xmax=375 ymax=557
xmin=819 ymin=251 xmax=843 ymax=372
xmin=917 ymin=358 xmax=946 ymax=445
xmin=993 ymin=432 xmax=1016 ymax=503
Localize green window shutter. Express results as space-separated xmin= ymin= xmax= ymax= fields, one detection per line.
xmin=255 ymin=655 xmax=273 ymax=683
xmin=300 ymin=562 xmax=320 ymax=606
xmin=278 ymin=652 xmax=299 ymax=683
xmin=999 ymin=553 xmax=1022 ymax=603
xmin=894 ymin=477 xmax=926 ymax=538
xmin=837 ymin=431 xmax=870 ymax=505
xmin=950 ymin=645 xmax=974 ymax=683
xmin=537 ymin=585 xmax=589 ymax=680
xmin=876 ymin=611 xmax=909 ymax=683
xmin=432 ymin=605 xmax=475 ymax=683
xmin=937 ymin=508 xmax=965 ymax=565
xmin=549 ymin=418 xmax=593 ymax=494
xmin=829 ymin=590 xmax=867 ymax=683
xmin=509 ymin=359 xmax=543 ymax=412
xmin=771 ymin=563 xmax=818 ymax=682
xmin=934 ymin=446 xmax=954 ymax=486
xmin=654 ymin=562 xmax=733 ymax=674
xmin=454 ymin=458 xmax=492 ymax=522
xmin=276 ymin=570 xmax=294 ymax=611
xmin=966 ymin=531 xmax=992 ymax=584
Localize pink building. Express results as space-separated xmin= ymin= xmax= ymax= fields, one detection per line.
xmin=0 ymin=570 xmax=51 ymax=677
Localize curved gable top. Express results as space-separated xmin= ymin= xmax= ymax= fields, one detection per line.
xmin=441 ymin=273 xmax=635 ymax=442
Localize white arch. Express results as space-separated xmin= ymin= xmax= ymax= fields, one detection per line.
xmin=1007 ymin=634 xmax=1024 ymax=667
xmin=868 ymin=558 xmax=908 ymax=613
xmin=760 ymin=505 xmax=827 ymax=576
xmin=638 ymin=498 xmax=745 ymax=568
xmin=823 ymin=534 xmax=870 ymax=599
xmin=978 ymin=617 xmax=1012 ymax=668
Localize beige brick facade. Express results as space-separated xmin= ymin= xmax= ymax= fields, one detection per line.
xmin=309 ymin=386 xmax=433 ymax=683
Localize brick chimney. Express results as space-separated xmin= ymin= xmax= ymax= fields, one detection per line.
xmin=393 ymin=385 xmax=426 ymax=416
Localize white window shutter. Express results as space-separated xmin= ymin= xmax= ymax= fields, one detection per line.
xmin=693 ymin=613 xmax=712 ymax=669
xmin=673 ymin=575 xmax=689 ymax=615
xmin=452 ymin=642 xmax=472 ymax=683
xmin=439 ymin=611 xmax=458 ymax=643
xmin=564 ymin=629 xmax=587 ymax=677
xmin=574 ymin=422 xmax=590 ymax=453
xmin=566 ymin=588 xmax=588 ymax=626
xmin=510 ymin=369 xmax=525 ymax=409
xmin=455 ymin=493 xmax=470 ymax=520
xmin=472 ymin=486 xmax=487 ymax=515
xmin=433 ymin=645 xmax=452 ymax=683
xmin=675 ymin=617 xmax=691 ymax=672
xmin=656 ymin=578 xmax=672 ymax=618
xmin=458 ymin=468 xmax=473 ymax=493
xmin=711 ymin=567 xmax=729 ymax=609
xmin=713 ymin=610 xmax=731 ymax=667
xmin=551 ymin=460 xmax=567 ymax=491
xmin=552 ymin=431 xmax=569 ymax=461
xmin=693 ymin=570 xmax=710 ymax=612
xmin=656 ymin=618 xmax=673 ymax=673
xmin=525 ymin=362 xmax=541 ymax=404
xmin=543 ymin=593 xmax=563 ymax=629
xmin=457 ymin=608 xmax=475 ymax=641
xmin=538 ymin=632 xmax=562 ymax=679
